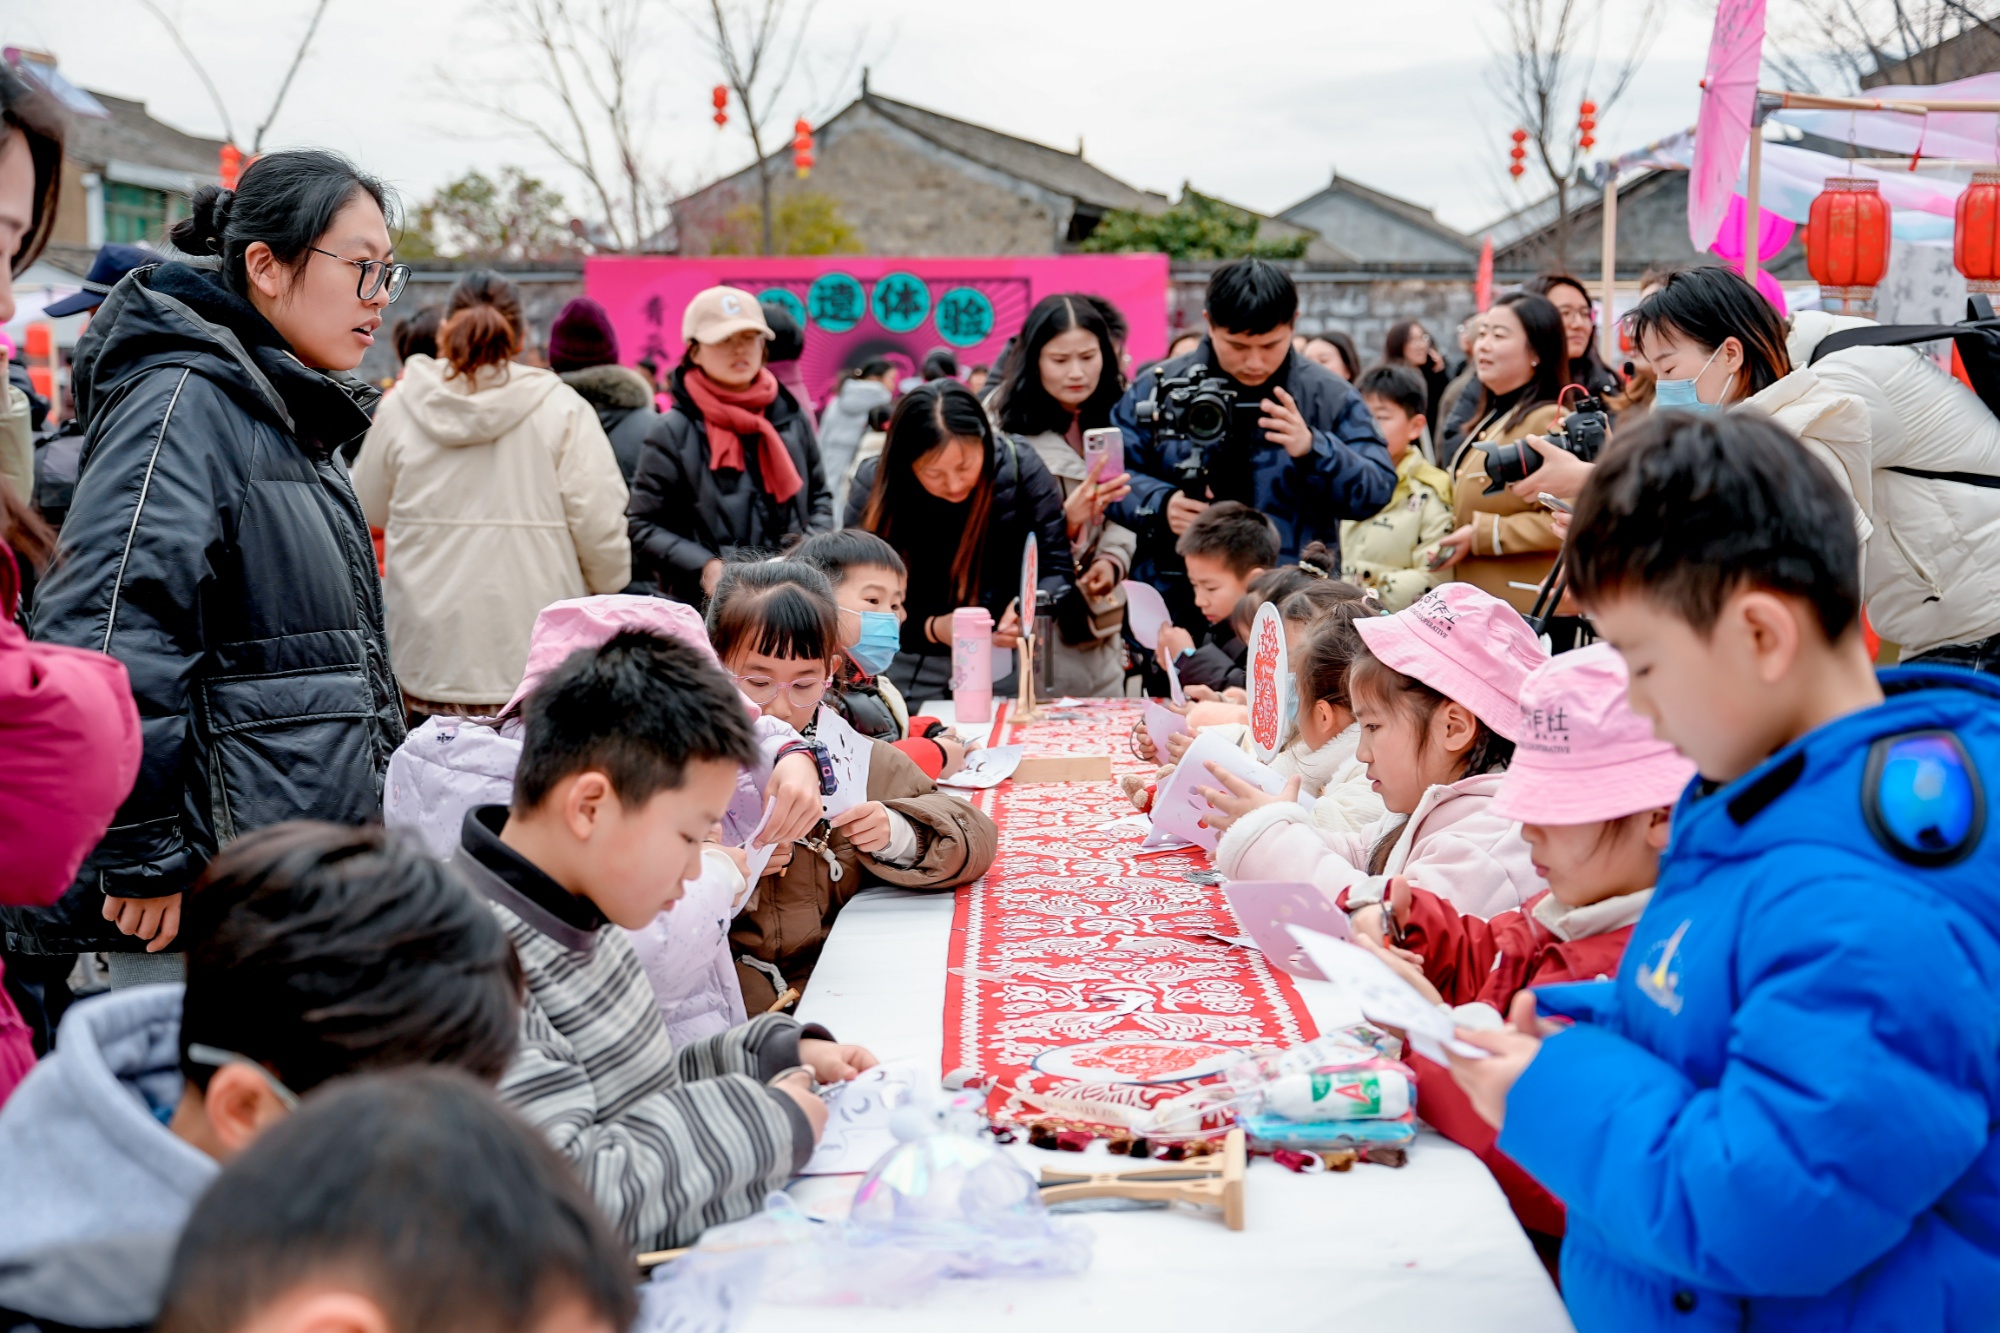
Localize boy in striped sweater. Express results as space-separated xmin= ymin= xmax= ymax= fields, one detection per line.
xmin=455 ymin=630 xmax=876 ymax=1252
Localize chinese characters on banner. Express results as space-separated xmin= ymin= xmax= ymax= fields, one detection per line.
xmin=584 ymin=255 xmax=1171 ymax=409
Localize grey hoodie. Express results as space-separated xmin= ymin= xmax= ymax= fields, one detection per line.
xmin=815 ymin=376 xmax=891 ymax=510
xmin=0 ymin=986 xmax=215 ymax=1261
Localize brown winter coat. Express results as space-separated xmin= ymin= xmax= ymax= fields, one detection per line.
xmin=731 ymin=739 xmax=996 ymax=1012
xmin=1448 ymin=401 xmax=1562 ymax=615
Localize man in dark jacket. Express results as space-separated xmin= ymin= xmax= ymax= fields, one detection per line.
xmin=548 ymin=296 xmax=655 ymax=485
xmin=1110 ymin=259 xmax=1394 ymax=629
xmin=1 ymin=262 xmax=404 ymax=968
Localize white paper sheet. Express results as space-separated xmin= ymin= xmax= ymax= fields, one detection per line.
xmin=1246 ymin=602 xmax=1290 ymax=764
xmin=1144 ymin=730 xmax=1286 ymax=852
xmin=1142 ymin=701 xmax=1188 ymax=760
xmin=738 ymin=798 xmax=779 ymax=892
xmin=1286 ymin=927 xmax=1491 ymax=1064
xmin=937 ymin=744 xmax=1024 ymax=789
xmin=1123 ymin=579 xmax=1173 ymax=650
xmin=1163 ymin=649 xmax=1187 ymax=707
xmin=813 ymin=708 xmax=875 ymax=819
xmin=799 ymin=1064 xmax=921 ymax=1175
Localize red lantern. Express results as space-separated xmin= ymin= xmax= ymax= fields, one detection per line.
xmin=1509 ymin=127 xmax=1528 ymax=179
xmin=1806 ymin=177 xmax=1891 ymax=312
xmin=1955 ymin=170 xmax=2000 ymax=294
xmin=219 ymin=143 xmax=242 ymax=191
xmin=711 ymin=84 xmax=728 ymax=128
xmin=1577 ymin=99 xmax=1597 ymax=152
xmin=792 ymin=117 xmax=814 ymax=179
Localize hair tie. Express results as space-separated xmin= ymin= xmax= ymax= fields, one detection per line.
xmin=1298 ymin=557 xmax=1330 ymax=579
xmin=205 ymin=189 xmax=237 ymax=253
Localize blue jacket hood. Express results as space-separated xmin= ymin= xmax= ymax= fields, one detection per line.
xmin=0 ymin=985 xmax=215 ymax=1260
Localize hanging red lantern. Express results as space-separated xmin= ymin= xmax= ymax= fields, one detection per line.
xmin=711 ymin=84 xmax=728 ymax=128
xmin=1577 ymin=99 xmax=1597 ymax=152
xmin=792 ymin=117 xmax=814 ymax=179
xmin=1806 ymin=177 xmax=1891 ymax=312
xmin=219 ymin=143 xmax=243 ymax=191
xmin=1955 ymin=170 xmax=2000 ymax=294
xmin=1508 ymin=126 xmax=1528 ymax=179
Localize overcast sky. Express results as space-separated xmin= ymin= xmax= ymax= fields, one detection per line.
xmin=4 ymin=0 xmax=1731 ymax=236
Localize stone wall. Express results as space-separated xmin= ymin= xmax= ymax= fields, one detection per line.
xmin=1170 ymin=263 xmax=1489 ymax=366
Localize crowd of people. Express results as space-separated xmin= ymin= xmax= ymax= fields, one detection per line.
xmin=3 ymin=58 xmax=2000 ymax=1333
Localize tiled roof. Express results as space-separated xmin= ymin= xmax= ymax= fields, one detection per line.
xmin=66 ymin=91 xmax=225 ymax=180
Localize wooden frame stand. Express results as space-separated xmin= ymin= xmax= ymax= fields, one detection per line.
xmin=1037 ymin=1129 xmax=1246 ymax=1230
xmin=1014 ymin=630 xmax=1043 ymax=723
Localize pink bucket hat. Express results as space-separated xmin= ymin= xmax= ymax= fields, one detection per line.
xmin=1353 ymin=584 xmax=1547 ymax=741
xmin=1490 ymin=643 xmax=1698 ymax=824
xmin=503 ymin=595 xmax=718 ymax=715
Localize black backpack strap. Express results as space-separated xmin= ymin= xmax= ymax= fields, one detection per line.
xmin=1887 ymin=465 xmax=2000 ymax=490
xmin=1809 ymin=322 xmax=1978 ymax=365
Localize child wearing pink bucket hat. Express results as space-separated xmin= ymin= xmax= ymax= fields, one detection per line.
xmin=1212 ymin=582 xmax=1547 ymax=917
xmin=1344 ymin=641 xmax=1697 ymax=1247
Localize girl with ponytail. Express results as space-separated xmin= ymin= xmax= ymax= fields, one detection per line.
xmin=352 ymin=270 xmax=633 ymax=718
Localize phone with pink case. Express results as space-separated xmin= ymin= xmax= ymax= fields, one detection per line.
xmin=1082 ymin=427 xmax=1124 ymax=486
xmin=1223 ymin=880 xmax=1353 ymax=982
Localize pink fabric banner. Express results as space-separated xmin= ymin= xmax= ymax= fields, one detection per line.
xmin=585 ymin=255 xmax=1171 ymax=410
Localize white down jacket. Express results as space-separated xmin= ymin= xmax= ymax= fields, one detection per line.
xmin=1746 ymin=312 xmax=2000 ymax=656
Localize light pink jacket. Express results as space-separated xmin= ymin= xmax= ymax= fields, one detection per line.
xmin=1216 ymin=771 xmax=1543 ymax=919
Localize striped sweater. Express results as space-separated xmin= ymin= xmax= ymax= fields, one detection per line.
xmin=453 ymin=808 xmax=809 ymax=1251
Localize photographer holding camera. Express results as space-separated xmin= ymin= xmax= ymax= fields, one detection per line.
xmin=1109 ymin=259 xmax=1394 ymax=627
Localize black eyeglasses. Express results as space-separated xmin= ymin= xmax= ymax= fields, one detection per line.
xmin=310 ymin=247 xmax=410 ymax=303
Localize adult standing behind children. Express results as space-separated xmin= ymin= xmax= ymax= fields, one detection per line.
xmin=353 ymin=272 xmax=631 ymax=721
xmin=848 ymin=381 xmax=1075 ymax=701
xmin=821 ymin=360 xmax=897 ymax=515
xmin=1428 ymin=292 xmax=1567 ymax=615
xmin=989 ymin=293 xmax=1137 ymax=696
xmin=628 ymin=287 xmax=831 ymax=604
xmin=1109 ymin=259 xmax=1393 ymax=633
xmin=548 ymin=296 xmax=657 ymax=485
xmin=12 ymin=151 xmax=407 ymax=981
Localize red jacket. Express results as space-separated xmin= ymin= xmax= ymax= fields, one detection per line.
xmin=1398 ymin=885 xmax=1644 ymax=1237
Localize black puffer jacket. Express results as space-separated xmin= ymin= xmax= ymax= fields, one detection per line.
xmin=560 ymin=362 xmax=657 ymax=485
xmin=844 ymin=434 xmax=1075 ymax=700
xmin=627 ymin=367 xmax=832 ymax=603
xmin=1 ymin=262 xmax=403 ymax=956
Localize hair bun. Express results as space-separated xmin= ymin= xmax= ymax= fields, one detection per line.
xmin=169 ymin=184 xmax=234 ymax=256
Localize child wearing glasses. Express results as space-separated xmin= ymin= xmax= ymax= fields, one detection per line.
xmin=707 ymin=561 xmax=998 ymax=1014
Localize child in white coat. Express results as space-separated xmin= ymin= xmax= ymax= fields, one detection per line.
xmin=1201 ymin=583 xmax=1546 ymax=918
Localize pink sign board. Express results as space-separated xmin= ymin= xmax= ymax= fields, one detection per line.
xmin=584 ymin=254 xmax=1170 ymax=409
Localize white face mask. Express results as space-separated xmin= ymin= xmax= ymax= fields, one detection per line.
xmin=1653 ymin=344 xmax=1726 ymax=413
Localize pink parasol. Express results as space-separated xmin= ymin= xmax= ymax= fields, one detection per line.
xmin=1690 ymin=0 xmax=1767 ymax=251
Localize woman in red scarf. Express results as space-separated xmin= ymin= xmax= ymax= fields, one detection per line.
xmin=629 ymin=286 xmax=833 ymax=603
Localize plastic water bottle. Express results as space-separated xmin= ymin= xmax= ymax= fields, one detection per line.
xmin=952 ymin=607 xmax=994 ymax=723
xmin=1259 ymin=1068 xmax=1412 ymax=1121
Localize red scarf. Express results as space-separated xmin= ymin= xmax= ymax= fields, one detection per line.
xmin=682 ymin=367 xmax=802 ymax=505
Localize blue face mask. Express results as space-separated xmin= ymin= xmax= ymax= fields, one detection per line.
xmin=1653 ymin=344 xmax=1725 ymax=414
xmin=847 ymin=610 xmax=902 ymax=678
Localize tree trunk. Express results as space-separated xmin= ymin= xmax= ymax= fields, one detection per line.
xmin=747 ymin=114 xmax=774 ymax=257
xmin=1553 ymin=178 xmax=1571 ymax=272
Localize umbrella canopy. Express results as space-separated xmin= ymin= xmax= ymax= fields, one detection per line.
xmin=1690 ymin=0 xmax=1768 ymax=251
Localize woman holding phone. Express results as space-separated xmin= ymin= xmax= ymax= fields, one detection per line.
xmin=988 ymin=293 xmax=1134 ymax=695
xmin=847 ymin=381 xmax=1075 ymax=700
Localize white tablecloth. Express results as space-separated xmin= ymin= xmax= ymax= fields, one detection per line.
xmin=732 ymin=882 xmax=1574 ymax=1332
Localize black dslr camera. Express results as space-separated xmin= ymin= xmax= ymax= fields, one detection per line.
xmin=1480 ymin=393 xmax=1611 ymax=494
xmin=1136 ymin=370 xmax=1259 ymax=496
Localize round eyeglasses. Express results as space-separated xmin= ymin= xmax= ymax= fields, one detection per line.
xmin=311 ymin=247 xmax=411 ymax=303
xmin=730 ymin=673 xmax=832 ymax=709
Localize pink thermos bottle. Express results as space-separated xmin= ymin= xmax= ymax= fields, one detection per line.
xmin=951 ymin=606 xmax=994 ymax=723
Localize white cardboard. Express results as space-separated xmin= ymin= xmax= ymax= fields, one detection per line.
xmin=1286 ymin=927 xmax=1492 ymax=1064
xmin=1142 ymin=701 xmax=1188 ymax=761
xmin=1144 ymin=730 xmax=1286 ymax=852
xmin=1123 ymin=578 xmax=1173 ymax=650
xmin=1246 ymin=601 xmax=1290 ymax=764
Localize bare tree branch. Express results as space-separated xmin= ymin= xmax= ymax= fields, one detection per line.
xmin=136 ymin=0 xmax=236 ymax=145
xmin=252 ymin=0 xmax=331 ymax=153
xmin=1769 ymin=0 xmax=2000 ymax=93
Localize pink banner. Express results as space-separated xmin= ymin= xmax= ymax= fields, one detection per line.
xmin=585 ymin=255 xmax=1170 ymax=409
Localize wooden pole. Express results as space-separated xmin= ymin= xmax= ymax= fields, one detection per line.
xmin=1764 ymin=89 xmax=2000 ymax=114
xmin=1599 ymin=165 xmax=1619 ymax=369
xmin=1744 ymin=108 xmax=1765 ymax=297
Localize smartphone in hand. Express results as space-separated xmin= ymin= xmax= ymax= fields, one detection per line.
xmin=1536 ymin=492 xmax=1574 ymax=514
xmin=1425 ymin=542 xmax=1457 ymax=571
xmin=1082 ymin=427 xmax=1124 ymax=485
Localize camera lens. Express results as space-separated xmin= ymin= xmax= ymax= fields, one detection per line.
xmin=1481 ymin=440 xmax=1541 ymax=494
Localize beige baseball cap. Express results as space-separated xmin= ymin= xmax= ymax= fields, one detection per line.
xmin=683 ymin=286 xmax=775 ymax=344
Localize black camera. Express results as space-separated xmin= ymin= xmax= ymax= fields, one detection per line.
xmin=1480 ymin=393 xmax=1611 ymax=494
xmin=1137 ymin=370 xmax=1260 ymax=497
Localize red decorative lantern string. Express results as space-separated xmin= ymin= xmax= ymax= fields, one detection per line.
xmin=1577 ymin=100 xmax=1597 ymax=152
xmin=1955 ymin=170 xmax=2000 ymax=295
xmin=711 ymin=85 xmax=728 ymax=128
xmin=1509 ymin=127 xmax=1528 ymax=180
xmin=1806 ymin=177 xmax=1890 ymax=313
xmin=793 ymin=117 xmax=814 ymax=179
xmin=219 ymin=143 xmax=243 ymax=191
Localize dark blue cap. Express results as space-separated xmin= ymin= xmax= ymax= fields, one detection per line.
xmin=44 ymin=244 xmax=157 ymax=317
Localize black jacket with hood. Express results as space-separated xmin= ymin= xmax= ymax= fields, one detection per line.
xmin=626 ymin=366 xmax=832 ymax=603
xmin=0 ymin=262 xmax=404 ymax=956
xmin=559 ymin=362 xmax=657 ymax=485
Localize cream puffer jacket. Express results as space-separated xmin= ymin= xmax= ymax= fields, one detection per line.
xmin=1340 ymin=448 xmax=1455 ymax=612
xmin=1748 ymin=312 xmax=2000 ymax=656
xmin=352 ymin=357 xmax=632 ymax=703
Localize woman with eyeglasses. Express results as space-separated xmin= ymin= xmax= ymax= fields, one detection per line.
xmin=1524 ymin=273 xmax=1622 ymax=402
xmin=352 ymin=270 xmax=631 ymax=721
xmin=705 ymin=560 xmax=997 ymax=1013
xmin=22 ymin=150 xmax=408 ymax=982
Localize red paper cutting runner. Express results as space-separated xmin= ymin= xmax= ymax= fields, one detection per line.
xmin=943 ymin=699 xmax=1318 ymax=1129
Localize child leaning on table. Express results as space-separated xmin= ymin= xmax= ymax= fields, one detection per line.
xmin=1450 ymin=412 xmax=2000 ymax=1333
xmin=1201 ymin=581 xmax=1548 ymax=919
xmin=455 ymin=630 xmax=877 ymax=1253
xmin=1348 ymin=642 xmax=1694 ymax=1249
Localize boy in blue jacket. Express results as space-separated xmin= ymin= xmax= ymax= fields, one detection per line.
xmin=1451 ymin=411 xmax=2000 ymax=1331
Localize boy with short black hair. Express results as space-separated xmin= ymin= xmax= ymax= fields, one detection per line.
xmin=1156 ymin=500 xmax=1279 ymax=689
xmin=0 ymin=823 xmax=521 ymax=1283
xmin=459 ymin=630 xmax=874 ymax=1253
xmin=155 ymin=1070 xmax=635 ymax=1333
xmin=1451 ymin=412 xmax=2000 ymax=1332
xmin=1342 ymin=364 xmax=1454 ymax=612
